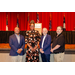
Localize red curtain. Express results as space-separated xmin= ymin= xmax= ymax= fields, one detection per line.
xmin=0 ymin=12 xmax=75 ymax=31
xmin=0 ymin=12 xmax=6 ymax=31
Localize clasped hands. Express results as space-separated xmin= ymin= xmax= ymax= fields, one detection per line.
xmin=50 ymin=49 xmax=54 ymax=53
xmin=40 ymin=48 xmax=44 ymax=53
xmin=40 ymin=48 xmax=53 ymax=53
xmin=30 ymin=46 xmax=37 ymax=52
xmin=17 ymin=49 xmax=22 ymax=54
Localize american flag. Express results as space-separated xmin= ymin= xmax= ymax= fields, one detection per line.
xmin=37 ymin=12 xmax=39 ymax=23
xmin=49 ymin=13 xmax=52 ymax=31
xmin=27 ymin=13 xmax=30 ymax=30
xmin=63 ymin=13 xmax=66 ymax=31
xmin=17 ymin=14 xmax=19 ymax=27
xmin=6 ymin=14 xmax=8 ymax=31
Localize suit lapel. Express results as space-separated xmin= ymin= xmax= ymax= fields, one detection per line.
xmin=43 ymin=34 xmax=48 ymax=46
xmin=14 ymin=34 xmax=21 ymax=44
xmin=20 ymin=35 xmax=21 ymax=45
xmin=14 ymin=34 xmax=19 ymax=44
xmin=41 ymin=36 xmax=44 ymax=42
xmin=44 ymin=34 xmax=47 ymax=42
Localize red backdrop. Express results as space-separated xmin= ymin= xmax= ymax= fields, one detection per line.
xmin=0 ymin=12 xmax=75 ymax=31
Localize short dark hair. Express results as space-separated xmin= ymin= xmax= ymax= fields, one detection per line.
xmin=30 ymin=20 xmax=35 ymax=25
xmin=57 ymin=26 xmax=63 ymax=30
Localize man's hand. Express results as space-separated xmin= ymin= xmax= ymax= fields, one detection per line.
xmin=40 ymin=48 xmax=44 ymax=53
xmin=50 ymin=49 xmax=54 ymax=53
xmin=17 ymin=49 xmax=22 ymax=54
xmin=51 ymin=45 xmax=60 ymax=53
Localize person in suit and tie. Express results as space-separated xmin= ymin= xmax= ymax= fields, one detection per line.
xmin=40 ymin=28 xmax=51 ymax=62
xmin=9 ymin=27 xmax=25 ymax=62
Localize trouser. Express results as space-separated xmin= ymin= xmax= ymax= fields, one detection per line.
xmin=11 ymin=55 xmax=23 ymax=62
xmin=41 ymin=53 xmax=50 ymax=62
xmin=54 ymin=52 xmax=64 ymax=62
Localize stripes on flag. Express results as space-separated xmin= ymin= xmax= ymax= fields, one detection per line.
xmin=17 ymin=14 xmax=19 ymax=27
xmin=49 ymin=13 xmax=52 ymax=31
xmin=63 ymin=13 xmax=66 ymax=31
xmin=6 ymin=14 xmax=8 ymax=31
xmin=37 ymin=12 xmax=39 ymax=23
xmin=27 ymin=13 xmax=30 ymax=30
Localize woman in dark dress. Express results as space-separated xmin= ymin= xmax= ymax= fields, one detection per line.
xmin=25 ymin=20 xmax=40 ymax=62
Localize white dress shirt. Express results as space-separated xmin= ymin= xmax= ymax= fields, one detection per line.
xmin=41 ymin=34 xmax=47 ymax=48
xmin=15 ymin=34 xmax=20 ymax=44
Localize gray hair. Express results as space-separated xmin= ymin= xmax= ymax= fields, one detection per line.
xmin=43 ymin=28 xmax=48 ymax=31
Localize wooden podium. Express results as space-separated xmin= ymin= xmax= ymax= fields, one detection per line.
xmin=35 ymin=23 xmax=42 ymax=35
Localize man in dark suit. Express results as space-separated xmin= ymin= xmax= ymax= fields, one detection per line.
xmin=9 ymin=27 xmax=25 ymax=62
xmin=40 ymin=28 xmax=51 ymax=62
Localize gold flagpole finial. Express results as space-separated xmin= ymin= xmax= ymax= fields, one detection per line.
xmin=64 ymin=13 xmax=65 ymax=17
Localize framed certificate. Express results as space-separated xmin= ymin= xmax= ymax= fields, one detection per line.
xmin=35 ymin=23 xmax=42 ymax=35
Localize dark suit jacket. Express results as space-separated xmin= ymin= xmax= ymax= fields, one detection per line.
xmin=9 ymin=34 xmax=25 ymax=56
xmin=40 ymin=34 xmax=51 ymax=54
